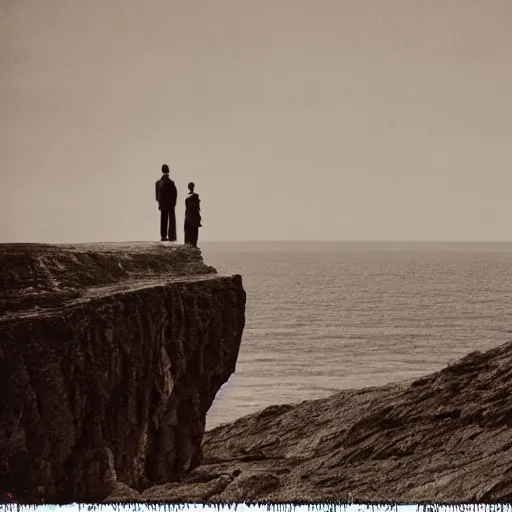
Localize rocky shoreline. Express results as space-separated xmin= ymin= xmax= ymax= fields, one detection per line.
xmin=109 ymin=339 xmax=512 ymax=503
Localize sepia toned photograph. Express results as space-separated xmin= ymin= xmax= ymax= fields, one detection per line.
xmin=1 ymin=0 xmax=512 ymax=505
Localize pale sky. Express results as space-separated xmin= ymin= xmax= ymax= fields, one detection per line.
xmin=1 ymin=0 xmax=512 ymax=243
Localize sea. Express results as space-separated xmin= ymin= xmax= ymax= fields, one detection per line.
xmin=200 ymin=241 xmax=512 ymax=430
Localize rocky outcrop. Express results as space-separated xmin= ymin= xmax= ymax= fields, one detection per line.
xmin=114 ymin=340 xmax=512 ymax=503
xmin=0 ymin=243 xmax=246 ymax=503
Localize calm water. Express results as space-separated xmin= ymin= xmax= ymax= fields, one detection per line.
xmin=200 ymin=241 xmax=512 ymax=429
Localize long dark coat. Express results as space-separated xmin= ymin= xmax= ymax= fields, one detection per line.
xmin=185 ymin=192 xmax=201 ymax=227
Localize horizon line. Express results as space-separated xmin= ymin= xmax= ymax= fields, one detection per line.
xmin=3 ymin=239 xmax=512 ymax=246
xmin=202 ymin=239 xmax=512 ymax=244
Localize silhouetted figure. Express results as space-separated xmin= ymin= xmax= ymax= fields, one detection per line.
xmin=184 ymin=182 xmax=201 ymax=247
xmin=155 ymin=164 xmax=177 ymax=241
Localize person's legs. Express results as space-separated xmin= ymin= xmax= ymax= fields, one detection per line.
xmin=168 ymin=209 xmax=177 ymax=241
xmin=184 ymin=223 xmax=190 ymax=245
xmin=160 ymin=210 xmax=169 ymax=240
xmin=191 ymin=226 xmax=199 ymax=247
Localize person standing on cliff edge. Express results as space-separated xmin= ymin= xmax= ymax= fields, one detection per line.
xmin=184 ymin=182 xmax=202 ymax=247
xmin=155 ymin=164 xmax=178 ymax=242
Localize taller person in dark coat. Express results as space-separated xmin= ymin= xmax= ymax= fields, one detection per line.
xmin=155 ymin=164 xmax=178 ymax=241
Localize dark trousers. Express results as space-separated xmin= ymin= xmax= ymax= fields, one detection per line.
xmin=184 ymin=223 xmax=199 ymax=247
xmin=160 ymin=209 xmax=177 ymax=241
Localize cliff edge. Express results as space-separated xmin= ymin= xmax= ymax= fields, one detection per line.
xmin=0 ymin=242 xmax=246 ymax=503
xmin=116 ymin=341 xmax=512 ymax=503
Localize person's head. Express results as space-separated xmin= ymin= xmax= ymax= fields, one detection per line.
xmin=161 ymin=164 xmax=169 ymax=174
xmin=188 ymin=182 xmax=195 ymax=192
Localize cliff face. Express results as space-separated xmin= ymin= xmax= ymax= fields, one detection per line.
xmin=0 ymin=243 xmax=246 ymax=503
xmin=119 ymin=341 xmax=512 ymax=503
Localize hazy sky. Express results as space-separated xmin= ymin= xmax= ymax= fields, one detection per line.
xmin=2 ymin=0 xmax=512 ymax=243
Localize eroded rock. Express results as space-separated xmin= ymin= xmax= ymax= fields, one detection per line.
xmin=0 ymin=242 xmax=246 ymax=503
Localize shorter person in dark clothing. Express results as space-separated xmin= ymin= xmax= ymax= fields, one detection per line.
xmin=184 ymin=182 xmax=201 ymax=247
xmin=155 ymin=164 xmax=178 ymax=241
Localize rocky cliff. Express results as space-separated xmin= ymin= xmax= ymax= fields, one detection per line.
xmin=0 ymin=243 xmax=246 ymax=503
xmin=112 ymin=340 xmax=512 ymax=503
